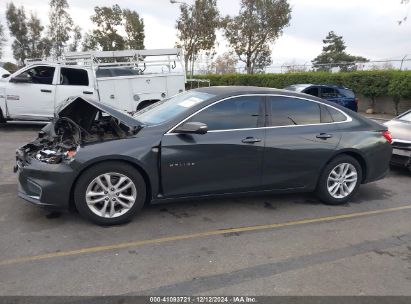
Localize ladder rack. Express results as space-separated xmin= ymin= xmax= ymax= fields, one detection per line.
xmin=24 ymin=48 xmax=184 ymax=74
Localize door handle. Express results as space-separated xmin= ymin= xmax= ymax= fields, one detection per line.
xmin=316 ymin=133 xmax=333 ymax=139
xmin=242 ymin=137 xmax=262 ymax=144
xmin=83 ymin=91 xmax=93 ymax=95
xmin=40 ymin=89 xmax=52 ymax=93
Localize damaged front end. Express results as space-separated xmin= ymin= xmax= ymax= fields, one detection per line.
xmin=15 ymin=97 xmax=143 ymax=168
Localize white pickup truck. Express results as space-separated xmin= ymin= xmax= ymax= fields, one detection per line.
xmin=0 ymin=49 xmax=186 ymax=122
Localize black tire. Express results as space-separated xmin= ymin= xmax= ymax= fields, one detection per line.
xmin=315 ymin=155 xmax=362 ymax=205
xmin=74 ymin=161 xmax=146 ymax=225
xmin=0 ymin=109 xmax=5 ymax=124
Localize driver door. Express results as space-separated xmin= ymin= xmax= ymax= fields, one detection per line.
xmin=160 ymin=95 xmax=266 ymax=197
xmin=6 ymin=65 xmax=56 ymax=120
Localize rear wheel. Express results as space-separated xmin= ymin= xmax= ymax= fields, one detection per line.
xmin=316 ymin=155 xmax=362 ymax=205
xmin=74 ymin=162 xmax=146 ymax=225
xmin=0 ymin=109 xmax=5 ymax=123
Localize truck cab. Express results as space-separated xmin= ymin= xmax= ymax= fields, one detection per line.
xmin=0 ymin=64 xmax=97 ymax=121
xmin=0 ymin=48 xmax=186 ymax=123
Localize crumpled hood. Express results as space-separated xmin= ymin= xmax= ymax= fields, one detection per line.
xmin=57 ymin=96 xmax=143 ymax=130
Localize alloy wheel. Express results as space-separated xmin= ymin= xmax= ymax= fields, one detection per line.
xmin=327 ymin=163 xmax=358 ymax=199
xmin=85 ymin=172 xmax=137 ymax=218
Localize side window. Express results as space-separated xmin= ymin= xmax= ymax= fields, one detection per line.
xmin=269 ymin=97 xmax=321 ymax=126
xmin=60 ymin=68 xmax=89 ymax=86
xmin=321 ymin=87 xmax=341 ymax=99
xmin=304 ymin=87 xmax=319 ymax=97
xmin=186 ymin=96 xmax=263 ymax=131
xmin=320 ymin=105 xmax=334 ymax=123
xmin=18 ymin=66 xmax=55 ymax=85
xmin=327 ymin=106 xmax=347 ymax=122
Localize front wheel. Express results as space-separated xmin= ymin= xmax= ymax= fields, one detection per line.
xmin=74 ymin=162 xmax=146 ymax=225
xmin=316 ymin=155 xmax=362 ymax=205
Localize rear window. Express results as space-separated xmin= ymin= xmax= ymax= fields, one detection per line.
xmin=339 ymin=88 xmax=355 ymax=98
xmin=60 ymin=68 xmax=89 ymax=86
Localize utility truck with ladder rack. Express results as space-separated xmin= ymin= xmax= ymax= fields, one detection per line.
xmin=0 ymin=48 xmax=186 ymax=122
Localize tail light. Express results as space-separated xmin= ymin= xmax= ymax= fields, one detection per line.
xmin=382 ymin=130 xmax=392 ymax=144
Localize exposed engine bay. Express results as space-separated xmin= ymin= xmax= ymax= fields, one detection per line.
xmin=17 ymin=97 xmax=142 ymax=165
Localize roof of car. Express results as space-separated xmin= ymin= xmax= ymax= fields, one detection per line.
xmin=286 ymin=83 xmax=351 ymax=91
xmin=194 ymin=85 xmax=320 ymax=98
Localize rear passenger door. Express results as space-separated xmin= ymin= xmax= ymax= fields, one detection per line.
xmin=262 ymin=96 xmax=342 ymax=190
xmin=55 ymin=67 xmax=97 ymax=109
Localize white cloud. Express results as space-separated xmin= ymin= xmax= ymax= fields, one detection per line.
xmin=0 ymin=0 xmax=410 ymax=66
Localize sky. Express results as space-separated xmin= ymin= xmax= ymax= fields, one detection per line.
xmin=0 ymin=0 xmax=410 ymax=67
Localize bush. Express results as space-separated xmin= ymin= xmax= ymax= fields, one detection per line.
xmin=194 ymin=71 xmax=411 ymax=109
xmin=388 ymin=72 xmax=411 ymax=115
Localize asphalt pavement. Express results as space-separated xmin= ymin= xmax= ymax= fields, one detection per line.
xmin=0 ymin=122 xmax=410 ymax=296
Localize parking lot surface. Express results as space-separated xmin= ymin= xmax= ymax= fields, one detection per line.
xmin=0 ymin=122 xmax=410 ymax=296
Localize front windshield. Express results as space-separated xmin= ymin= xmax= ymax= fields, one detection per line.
xmin=134 ymin=91 xmax=215 ymax=125
xmin=398 ymin=111 xmax=411 ymax=122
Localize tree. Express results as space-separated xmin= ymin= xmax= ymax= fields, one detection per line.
xmin=211 ymin=52 xmax=238 ymax=74
xmin=123 ymin=9 xmax=145 ymax=50
xmin=388 ymin=72 xmax=411 ymax=115
xmin=48 ymin=0 xmax=73 ymax=58
xmin=312 ymin=31 xmax=368 ymax=72
xmin=175 ymin=0 xmax=220 ymax=76
xmin=27 ymin=13 xmax=51 ymax=58
xmin=84 ymin=5 xmax=144 ymax=51
xmin=3 ymin=62 xmax=18 ymax=72
xmin=6 ymin=3 xmax=29 ymax=65
xmin=7 ymin=3 xmax=52 ymax=63
xmin=0 ymin=22 xmax=6 ymax=58
xmin=223 ymin=0 xmax=291 ymax=74
xmin=398 ymin=0 xmax=409 ymax=25
xmin=69 ymin=25 xmax=82 ymax=52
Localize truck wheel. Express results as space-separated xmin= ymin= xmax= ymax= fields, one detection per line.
xmin=0 ymin=109 xmax=5 ymax=124
xmin=315 ymin=155 xmax=362 ymax=205
xmin=74 ymin=161 xmax=146 ymax=226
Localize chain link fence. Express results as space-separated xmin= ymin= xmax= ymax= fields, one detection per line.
xmin=193 ymin=55 xmax=411 ymax=75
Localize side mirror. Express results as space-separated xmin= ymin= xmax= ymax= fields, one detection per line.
xmin=10 ymin=74 xmax=32 ymax=83
xmin=1 ymin=74 xmax=10 ymax=78
xmin=174 ymin=122 xmax=208 ymax=135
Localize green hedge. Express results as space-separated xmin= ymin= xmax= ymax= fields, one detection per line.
xmin=193 ymin=71 xmax=411 ymax=101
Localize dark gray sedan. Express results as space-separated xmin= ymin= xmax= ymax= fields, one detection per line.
xmin=15 ymin=87 xmax=392 ymax=225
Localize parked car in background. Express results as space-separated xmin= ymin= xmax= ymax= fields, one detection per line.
xmin=284 ymin=84 xmax=358 ymax=112
xmin=15 ymin=86 xmax=392 ymax=225
xmin=384 ymin=109 xmax=411 ymax=170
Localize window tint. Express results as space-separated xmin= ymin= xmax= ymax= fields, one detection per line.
xmin=320 ymin=105 xmax=334 ymax=123
xmin=111 ymin=68 xmax=140 ymax=77
xmin=327 ymin=106 xmax=347 ymax=122
xmin=18 ymin=66 xmax=55 ymax=85
xmin=321 ymin=87 xmax=342 ymax=99
xmin=187 ymin=96 xmax=262 ymax=131
xmin=269 ymin=97 xmax=321 ymax=126
xmin=96 ymin=69 xmax=112 ymax=78
xmin=339 ymin=88 xmax=355 ymax=98
xmin=304 ymin=87 xmax=319 ymax=97
xmin=60 ymin=68 xmax=89 ymax=86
